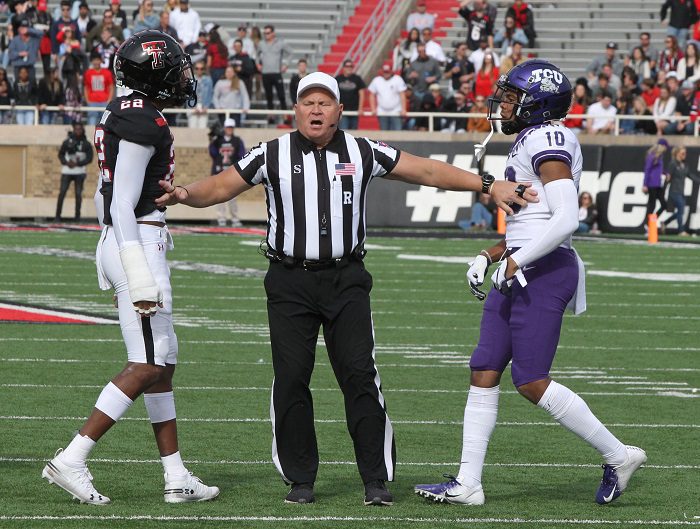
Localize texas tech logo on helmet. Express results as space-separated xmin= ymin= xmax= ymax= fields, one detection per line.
xmin=141 ymin=40 xmax=167 ymax=69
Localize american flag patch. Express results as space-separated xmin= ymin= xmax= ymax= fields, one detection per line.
xmin=335 ymin=163 xmax=356 ymax=175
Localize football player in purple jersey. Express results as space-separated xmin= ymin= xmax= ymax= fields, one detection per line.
xmin=414 ymin=60 xmax=646 ymax=506
xmin=42 ymin=30 xmax=219 ymax=505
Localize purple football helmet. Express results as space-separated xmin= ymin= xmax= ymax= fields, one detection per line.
xmin=487 ymin=59 xmax=572 ymax=135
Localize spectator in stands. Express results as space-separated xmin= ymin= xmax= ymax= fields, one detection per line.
xmin=336 ymin=59 xmax=366 ymax=130
xmin=666 ymin=71 xmax=682 ymax=98
xmin=83 ymin=51 xmax=113 ymax=125
xmin=188 ymin=60 xmax=212 ymax=128
xmin=441 ymin=89 xmax=470 ymax=132
xmin=404 ymin=41 xmax=441 ymax=99
xmin=643 ymin=138 xmax=670 ymax=230
xmin=368 ymin=62 xmax=407 ymax=131
xmin=12 ymin=65 xmax=37 ymax=124
xmin=458 ymin=192 xmax=495 ymax=232
xmin=250 ymin=25 xmax=263 ymax=98
xmin=86 ymin=8 xmax=123 ymax=53
xmin=0 ymin=67 xmax=13 ymax=124
xmin=406 ymin=0 xmax=435 ymax=32
xmin=231 ymin=26 xmax=255 ymax=61
xmin=590 ymin=70 xmax=619 ymax=103
xmin=230 ymin=38 xmax=255 ymax=99
xmin=621 ymin=67 xmax=641 ymax=97
xmin=93 ymin=28 xmax=120 ymax=72
xmin=629 ymin=32 xmax=658 ymax=75
xmin=257 ymin=24 xmax=291 ymax=122
xmin=156 ymin=10 xmax=178 ymax=41
xmin=505 ymin=0 xmax=536 ymax=48
xmin=661 ymin=0 xmax=697 ymax=49
xmin=626 ymin=47 xmax=651 ymax=82
xmin=586 ymin=91 xmax=617 ymax=134
xmin=109 ymin=0 xmax=128 ymax=35
xmin=653 ymin=84 xmax=677 ymax=132
xmin=393 ymin=28 xmax=420 ymax=73
xmin=62 ymin=71 xmax=82 ymax=123
xmin=414 ymin=83 xmax=442 ymax=131
xmin=467 ymin=94 xmax=490 ymax=133
xmin=206 ymin=27 xmax=227 ymax=84
xmin=412 ymin=27 xmax=446 ymax=64
xmin=163 ymin=0 xmax=180 ymax=13
xmin=289 ymin=58 xmax=307 ymax=105
xmin=469 ymin=35 xmax=500 ymax=73
xmin=617 ymin=89 xmax=636 ymax=134
xmin=213 ymin=64 xmax=250 ymax=127
xmin=664 ymin=78 xmax=696 ymax=134
xmin=493 ymin=15 xmax=527 ymax=56
xmin=499 ymin=40 xmax=525 ymax=74
xmin=564 ymin=81 xmax=589 ymax=135
xmin=658 ymin=35 xmax=684 ymax=73
xmin=57 ymin=26 xmax=86 ymax=79
xmin=132 ymin=1 xmax=158 ymax=34
xmin=37 ymin=67 xmax=65 ymax=124
xmin=76 ymin=2 xmax=95 ymax=41
xmin=576 ymin=192 xmax=597 ymax=234
xmin=55 ymin=121 xmax=92 ymax=221
xmin=641 ymin=77 xmax=660 ymax=107
xmin=209 ymin=117 xmax=245 ymax=227
xmin=677 ymin=42 xmax=700 ymax=81
xmin=586 ymin=41 xmax=623 ymax=82
xmin=473 ymin=52 xmax=498 ymax=99
xmin=459 ymin=0 xmax=495 ymax=51
xmin=630 ymin=95 xmax=657 ymax=135
xmin=50 ymin=1 xmax=80 ymax=61
xmin=169 ymin=0 xmax=201 ymax=47
xmin=9 ymin=18 xmax=41 ymax=82
xmin=185 ymin=30 xmax=208 ymax=64
xmin=444 ymin=42 xmax=474 ymax=92
xmin=664 ymin=145 xmax=700 ymax=234
xmin=29 ymin=0 xmax=53 ymax=75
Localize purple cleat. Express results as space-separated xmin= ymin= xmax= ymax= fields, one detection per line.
xmin=414 ymin=475 xmax=485 ymax=505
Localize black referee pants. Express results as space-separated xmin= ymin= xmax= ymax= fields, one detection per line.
xmin=264 ymin=259 xmax=396 ymax=485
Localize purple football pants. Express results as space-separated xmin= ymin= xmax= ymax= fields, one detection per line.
xmin=469 ymin=247 xmax=579 ymax=387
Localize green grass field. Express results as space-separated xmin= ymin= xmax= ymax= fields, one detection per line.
xmin=0 ymin=227 xmax=698 ymax=529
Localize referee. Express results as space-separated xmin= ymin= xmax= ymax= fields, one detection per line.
xmin=156 ymin=72 xmax=537 ymax=506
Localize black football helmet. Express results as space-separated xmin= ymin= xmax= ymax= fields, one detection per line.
xmin=114 ymin=30 xmax=197 ymax=107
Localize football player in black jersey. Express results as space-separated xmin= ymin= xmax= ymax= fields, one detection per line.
xmin=42 ymin=30 xmax=219 ymax=505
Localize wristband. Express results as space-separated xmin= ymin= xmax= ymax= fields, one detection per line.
xmin=176 ymin=185 xmax=189 ymax=199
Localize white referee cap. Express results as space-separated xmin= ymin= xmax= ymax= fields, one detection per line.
xmin=296 ymin=72 xmax=340 ymax=102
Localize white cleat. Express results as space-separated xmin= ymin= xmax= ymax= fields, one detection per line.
xmin=616 ymin=445 xmax=647 ymax=492
xmin=164 ymin=472 xmax=220 ymax=503
xmin=42 ymin=449 xmax=111 ymax=505
xmin=415 ymin=476 xmax=485 ymax=505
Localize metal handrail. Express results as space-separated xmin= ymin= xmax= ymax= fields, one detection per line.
xmin=333 ymin=0 xmax=401 ymax=76
xmin=1 ymin=105 xmax=697 ymax=135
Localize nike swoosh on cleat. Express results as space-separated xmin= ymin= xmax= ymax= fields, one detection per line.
xmin=603 ymin=485 xmax=617 ymax=503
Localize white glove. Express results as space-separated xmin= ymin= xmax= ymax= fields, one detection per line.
xmin=119 ymin=244 xmax=162 ymax=314
xmin=466 ymin=253 xmax=490 ymax=301
xmin=491 ymin=260 xmax=514 ymax=296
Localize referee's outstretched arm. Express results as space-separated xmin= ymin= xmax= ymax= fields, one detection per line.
xmin=388 ymin=151 xmax=538 ymax=216
xmin=156 ymin=168 xmax=251 ymax=208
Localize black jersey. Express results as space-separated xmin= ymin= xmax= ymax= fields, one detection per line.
xmin=94 ymin=93 xmax=174 ymax=226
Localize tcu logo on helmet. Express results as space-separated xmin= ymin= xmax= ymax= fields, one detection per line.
xmin=141 ymin=40 xmax=167 ymax=69
xmin=529 ymin=68 xmax=564 ymax=85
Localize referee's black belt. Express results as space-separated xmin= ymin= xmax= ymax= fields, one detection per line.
xmin=265 ymin=249 xmax=365 ymax=271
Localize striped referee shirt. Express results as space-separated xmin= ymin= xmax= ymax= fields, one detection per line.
xmin=234 ymin=129 xmax=401 ymax=260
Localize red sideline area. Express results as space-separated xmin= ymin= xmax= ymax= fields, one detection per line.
xmin=0 ymin=306 xmax=95 ymax=324
xmin=318 ymin=1 xmax=459 ymax=130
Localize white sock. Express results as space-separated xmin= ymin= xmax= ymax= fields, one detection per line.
xmin=537 ymin=381 xmax=627 ymax=466
xmin=457 ymin=385 xmax=500 ymax=488
xmin=60 ymin=434 xmax=96 ymax=468
xmin=162 ymin=451 xmax=188 ymax=478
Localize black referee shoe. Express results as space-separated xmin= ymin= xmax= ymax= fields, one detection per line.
xmin=284 ymin=482 xmax=315 ymax=504
xmin=363 ymin=479 xmax=393 ymax=506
